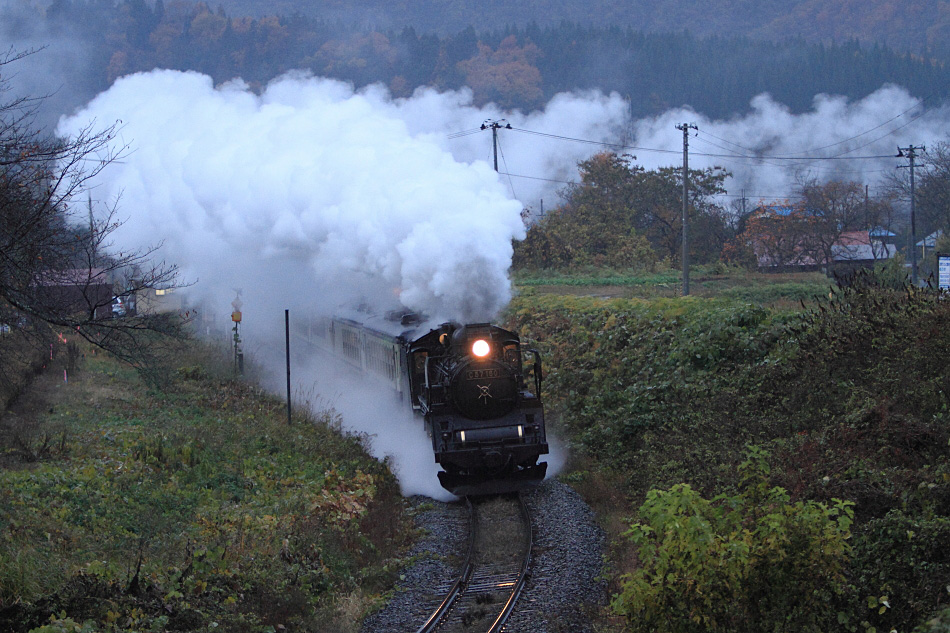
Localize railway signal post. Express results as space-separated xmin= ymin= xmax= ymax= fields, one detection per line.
xmin=231 ymin=291 xmax=243 ymax=375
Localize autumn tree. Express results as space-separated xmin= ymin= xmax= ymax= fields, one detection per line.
xmin=456 ymin=35 xmax=544 ymax=109
xmin=0 ymin=49 xmax=187 ymax=384
xmin=796 ymin=179 xmax=896 ymax=271
xmin=731 ymin=180 xmax=896 ymax=271
xmin=728 ymin=202 xmax=814 ymax=269
xmin=514 ymin=152 xmax=730 ymax=269
xmin=912 ymin=140 xmax=950 ymax=237
xmin=562 ymin=152 xmax=730 ymax=262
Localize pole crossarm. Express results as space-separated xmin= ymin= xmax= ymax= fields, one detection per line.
xmin=482 ymin=119 xmax=511 ymax=172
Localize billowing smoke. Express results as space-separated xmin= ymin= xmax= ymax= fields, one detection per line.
xmin=58 ymin=70 xmax=529 ymax=325
xmin=625 ymin=85 xmax=950 ymax=203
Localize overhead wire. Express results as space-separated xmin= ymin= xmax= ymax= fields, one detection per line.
xmin=446 ymin=127 xmax=484 ymax=139
xmin=507 ymin=126 xmax=675 ymax=156
xmin=496 ymin=133 xmax=518 ymax=200
xmin=498 ymin=172 xmax=576 ymax=185
xmin=446 ymin=97 xmax=939 ymax=205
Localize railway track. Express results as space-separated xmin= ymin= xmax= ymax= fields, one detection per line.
xmin=416 ymin=493 xmax=533 ymax=633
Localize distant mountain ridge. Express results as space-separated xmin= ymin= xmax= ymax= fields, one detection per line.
xmin=220 ymin=0 xmax=950 ymax=59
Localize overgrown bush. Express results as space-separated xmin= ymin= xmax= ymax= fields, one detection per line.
xmin=612 ymin=449 xmax=854 ymax=633
xmin=506 ymin=294 xmax=787 ymax=476
xmin=852 ymin=510 xmax=950 ymax=633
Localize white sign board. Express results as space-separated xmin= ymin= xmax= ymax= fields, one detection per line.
xmin=939 ymin=254 xmax=950 ymax=290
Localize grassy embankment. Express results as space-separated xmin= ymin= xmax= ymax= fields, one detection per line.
xmin=0 ymin=339 xmax=413 ymax=633
xmin=506 ymin=266 xmax=950 ymax=633
xmin=512 ymin=264 xmax=831 ymax=307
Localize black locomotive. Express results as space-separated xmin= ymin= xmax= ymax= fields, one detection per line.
xmin=304 ymin=311 xmax=548 ymax=496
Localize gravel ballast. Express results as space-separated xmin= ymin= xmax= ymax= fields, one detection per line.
xmin=360 ymin=479 xmax=607 ymax=633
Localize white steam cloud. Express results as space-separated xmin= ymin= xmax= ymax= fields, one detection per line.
xmin=626 ymin=85 xmax=950 ymax=203
xmin=59 ymin=70 xmax=529 ymax=325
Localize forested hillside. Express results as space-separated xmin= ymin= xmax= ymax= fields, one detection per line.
xmin=178 ymin=0 xmax=950 ymax=59
xmin=11 ymin=0 xmax=950 ymax=121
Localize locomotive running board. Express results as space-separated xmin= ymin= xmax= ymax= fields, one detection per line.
xmin=439 ymin=462 xmax=548 ymax=497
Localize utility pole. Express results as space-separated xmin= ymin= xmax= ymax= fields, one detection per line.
xmin=481 ymin=119 xmax=511 ymax=172
xmin=676 ymin=123 xmax=697 ymax=296
xmin=898 ymin=144 xmax=925 ymax=286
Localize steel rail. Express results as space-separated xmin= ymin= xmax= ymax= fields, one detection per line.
xmin=415 ymin=493 xmax=533 ymax=633
xmin=415 ymin=497 xmax=477 ymax=633
xmin=487 ymin=492 xmax=532 ymax=633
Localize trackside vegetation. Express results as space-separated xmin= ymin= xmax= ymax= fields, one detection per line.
xmin=505 ymin=274 xmax=950 ymax=633
xmin=0 ymin=343 xmax=413 ymax=632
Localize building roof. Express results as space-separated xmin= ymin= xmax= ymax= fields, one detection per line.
xmin=33 ymin=268 xmax=110 ymax=287
xmin=916 ymin=229 xmax=944 ymax=248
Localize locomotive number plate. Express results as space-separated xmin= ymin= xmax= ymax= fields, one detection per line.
xmin=467 ymin=368 xmax=501 ymax=380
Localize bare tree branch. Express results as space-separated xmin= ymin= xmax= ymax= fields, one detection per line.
xmin=0 ymin=49 xmax=189 ymax=386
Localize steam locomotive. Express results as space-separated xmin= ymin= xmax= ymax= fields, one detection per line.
xmin=303 ymin=310 xmax=548 ymax=496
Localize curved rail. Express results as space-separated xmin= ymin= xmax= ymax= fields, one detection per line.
xmin=487 ymin=493 xmax=532 ymax=633
xmin=416 ymin=493 xmax=532 ymax=633
xmin=415 ymin=497 xmax=477 ymax=633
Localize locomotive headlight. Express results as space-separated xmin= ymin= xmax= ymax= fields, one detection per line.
xmin=472 ymin=339 xmax=490 ymax=357
xmin=517 ymin=425 xmax=523 ymax=438
xmin=460 ymin=430 xmax=467 ymax=442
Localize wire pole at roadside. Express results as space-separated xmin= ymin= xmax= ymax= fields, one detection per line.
xmin=677 ymin=123 xmax=698 ymax=296
xmin=898 ymin=144 xmax=925 ymax=286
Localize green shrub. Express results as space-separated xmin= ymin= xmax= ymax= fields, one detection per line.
xmin=611 ymin=449 xmax=854 ymax=633
xmin=914 ymin=607 xmax=950 ymax=633
xmin=28 ymin=616 xmax=99 ymax=633
xmin=852 ymin=510 xmax=950 ymax=633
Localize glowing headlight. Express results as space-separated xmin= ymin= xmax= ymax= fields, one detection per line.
xmin=460 ymin=430 xmax=467 ymax=442
xmin=472 ymin=339 xmax=490 ymax=357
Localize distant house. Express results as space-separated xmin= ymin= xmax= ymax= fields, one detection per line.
xmin=917 ymin=230 xmax=943 ymax=248
xmin=136 ymin=287 xmax=183 ymax=315
xmin=831 ymin=230 xmax=897 ymax=272
xmin=870 ymin=226 xmax=899 ymax=244
xmin=33 ymin=268 xmax=115 ymax=320
xmin=916 ymin=230 xmax=944 ymax=260
xmin=755 ymin=229 xmax=894 ymax=272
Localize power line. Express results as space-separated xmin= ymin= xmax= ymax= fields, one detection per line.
xmin=498 ymin=171 xmax=576 ymax=185
xmin=446 ymin=121 xmax=921 ymax=209
xmin=507 ymin=126 xmax=666 ymax=156
xmin=496 ymin=132 xmax=518 ymax=200
xmin=500 ymin=125 xmax=898 ymax=161
xmin=446 ymin=127 xmax=484 ymax=139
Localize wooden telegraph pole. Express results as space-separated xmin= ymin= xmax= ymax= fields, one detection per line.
xmin=676 ymin=123 xmax=698 ymax=296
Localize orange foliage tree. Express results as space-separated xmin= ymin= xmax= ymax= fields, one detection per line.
xmin=456 ymin=35 xmax=544 ymax=109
